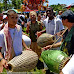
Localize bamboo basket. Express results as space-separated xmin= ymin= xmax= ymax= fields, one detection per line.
xmin=8 ymin=50 xmax=38 ymax=72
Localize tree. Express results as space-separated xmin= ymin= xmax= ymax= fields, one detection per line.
xmin=50 ymin=4 xmax=67 ymax=13
xmin=3 ymin=0 xmax=9 ymax=11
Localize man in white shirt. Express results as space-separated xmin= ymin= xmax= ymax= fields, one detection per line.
xmin=37 ymin=7 xmax=64 ymax=44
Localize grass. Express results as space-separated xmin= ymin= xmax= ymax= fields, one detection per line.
xmin=2 ymin=68 xmax=46 ymax=74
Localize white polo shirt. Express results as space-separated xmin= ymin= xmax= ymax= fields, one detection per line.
xmin=43 ymin=17 xmax=64 ymax=43
xmin=43 ymin=17 xmax=64 ymax=35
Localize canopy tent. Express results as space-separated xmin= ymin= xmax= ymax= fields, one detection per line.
xmin=64 ymin=3 xmax=74 ymax=9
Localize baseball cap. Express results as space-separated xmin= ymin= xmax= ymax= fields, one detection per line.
xmin=7 ymin=9 xmax=21 ymax=15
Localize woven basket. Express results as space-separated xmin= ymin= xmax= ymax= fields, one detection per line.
xmin=37 ymin=33 xmax=56 ymax=47
xmin=8 ymin=50 xmax=38 ymax=72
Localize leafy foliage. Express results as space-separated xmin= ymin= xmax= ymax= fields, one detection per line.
xmin=50 ymin=4 xmax=67 ymax=13
xmin=0 ymin=0 xmax=22 ymax=12
xmin=0 ymin=1 xmax=74 ymax=15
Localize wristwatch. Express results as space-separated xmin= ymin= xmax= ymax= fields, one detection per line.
xmin=0 ymin=58 xmax=3 ymax=62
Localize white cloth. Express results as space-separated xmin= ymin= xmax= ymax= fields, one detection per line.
xmin=22 ymin=35 xmax=31 ymax=47
xmin=62 ymin=55 xmax=74 ymax=74
xmin=0 ymin=27 xmax=22 ymax=56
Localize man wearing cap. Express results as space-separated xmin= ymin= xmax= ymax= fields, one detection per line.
xmin=60 ymin=10 xmax=74 ymax=56
xmin=0 ymin=9 xmax=31 ymax=72
xmin=60 ymin=10 xmax=74 ymax=73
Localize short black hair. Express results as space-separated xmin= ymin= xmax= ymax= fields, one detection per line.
xmin=46 ymin=7 xmax=53 ymax=12
xmin=61 ymin=10 xmax=74 ymax=23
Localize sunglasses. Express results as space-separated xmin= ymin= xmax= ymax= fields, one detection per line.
xmin=46 ymin=10 xmax=52 ymax=13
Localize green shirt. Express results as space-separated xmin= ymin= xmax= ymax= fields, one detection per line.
xmin=60 ymin=26 xmax=74 ymax=56
xmin=29 ymin=21 xmax=42 ymax=42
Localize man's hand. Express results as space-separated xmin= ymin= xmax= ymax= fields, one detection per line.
xmin=0 ymin=59 xmax=8 ymax=73
xmin=56 ymin=31 xmax=63 ymax=37
xmin=36 ymin=31 xmax=42 ymax=39
xmin=21 ymin=21 xmax=25 ymax=25
xmin=26 ymin=47 xmax=32 ymax=51
xmin=42 ymin=45 xmax=53 ymax=50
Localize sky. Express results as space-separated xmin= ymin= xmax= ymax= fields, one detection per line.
xmin=44 ymin=0 xmax=74 ymax=6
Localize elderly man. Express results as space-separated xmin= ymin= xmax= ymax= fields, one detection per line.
xmin=59 ymin=10 xmax=74 ymax=74
xmin=26 ymin=11 xmax=43 ymax=57
xmin=0 ymin=9 xmax=31 ymax=72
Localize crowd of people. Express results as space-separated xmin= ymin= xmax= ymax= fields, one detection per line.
xmin=0 ymin=6 xmax=74 ymax=74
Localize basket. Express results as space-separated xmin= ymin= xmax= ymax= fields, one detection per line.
xmin=8 ymin=50 xmax=38 ymax=72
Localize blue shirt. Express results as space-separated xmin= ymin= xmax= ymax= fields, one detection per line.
xmin=0 ymin=26 xmax=22 ymax=56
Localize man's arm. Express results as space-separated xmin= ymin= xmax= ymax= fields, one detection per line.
xmin=26 ymin=22 xmax=30 ymax=34
xmin=42 ymin=41 xmax=62 ymax=50
xmin=39 ymin=29 xmax=46 ymax=34
xmin=22 ymin=39 xmax=32 ymax=51
xmin=22 ymin=32 xmax=29 ymax=36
